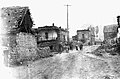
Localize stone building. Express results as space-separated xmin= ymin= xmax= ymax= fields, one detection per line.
xmin=35 ymin=23 xmax=68 ymax=52
xmin=77 ymin=29 xmax=90 ymax=45
xmin=72 ymin=35 xmax=77 ymax=41
xmin=77 ymin=28 xmax=95 ymax=45
xmin=103 ymin=24 xmax=118 ymax=44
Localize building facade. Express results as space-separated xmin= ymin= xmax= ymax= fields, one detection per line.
xmin=35 ymin=23 xmax=68 ymax=52
xmin=77 ymin=28 xmax=95 ymax=45
xmin=103 ymin=24 xmax=118 ymax=44
xmin=77 ymin=29 xmax=91 ymax=45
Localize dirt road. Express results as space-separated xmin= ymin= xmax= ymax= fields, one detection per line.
xmin=9 ymin=45 xmax=120 ymax=79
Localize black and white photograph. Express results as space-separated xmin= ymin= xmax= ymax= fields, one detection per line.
xmin=1 ymin=0 xmax=120 ymax=79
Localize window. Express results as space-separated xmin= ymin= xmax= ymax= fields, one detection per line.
xmin=45 ymin=32 xmax=48 ymax=39
xmin=82 ymin=34 xmax=84 ymax=39
xmin=49 ymin=45 xmax=53 ymax=50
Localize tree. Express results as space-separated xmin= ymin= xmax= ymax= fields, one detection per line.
xmin=95 ymin=26 xmax=99 ymax=35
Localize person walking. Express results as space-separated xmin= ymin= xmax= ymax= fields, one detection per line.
xmin=79 ymin=44 xmax=83 ymax=50
xmin=76 ymin=45 xmax=78 ymax=50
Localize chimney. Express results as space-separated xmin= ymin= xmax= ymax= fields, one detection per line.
xmin=117 ymin=16 xmax=120 ymax=28
xmin=52 ymin=23 xmax=54 ymax=26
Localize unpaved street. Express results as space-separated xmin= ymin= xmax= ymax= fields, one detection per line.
xmin=9 ymin=45 xmax=120 ymax=79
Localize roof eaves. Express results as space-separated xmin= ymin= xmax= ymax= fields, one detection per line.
xmin=19 ymin=7 xmax=28 ymax=26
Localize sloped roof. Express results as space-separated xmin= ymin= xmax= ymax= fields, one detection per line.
xmin=103 ymin=24 xmax=118 ymax=33
xmin=38 ymin=25 xmax=68 ymax=32
xmin=1 ymin=6 xmax=29 ymax=28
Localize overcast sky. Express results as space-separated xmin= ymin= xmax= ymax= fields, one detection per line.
xmin=1 ymin=0 xmax=120 ymax=39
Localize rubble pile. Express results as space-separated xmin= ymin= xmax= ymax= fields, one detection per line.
xmin=91 ymin=41 xmax=118 ymax=57
xmin=37 ymin=47 xmax=51 ymax=58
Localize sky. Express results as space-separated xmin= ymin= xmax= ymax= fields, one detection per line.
xmin=1 ymin=0 xmax=120 ymax=39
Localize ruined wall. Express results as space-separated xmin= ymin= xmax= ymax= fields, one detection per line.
xmin=1 ymin=7 xmax=37 ymax=66
xmin=15 ymin=33 xmax=37 ymax=58
xmin=3 ymin=32 xmax=38 ymax=66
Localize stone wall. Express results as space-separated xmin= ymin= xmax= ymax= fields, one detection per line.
xmin=3 ymin=32 xmax=38 ymax=66
xmin=104 ymin=32 xmax=117 ymax=41
xmin=15 ymin=33 xmax=37 ymax=59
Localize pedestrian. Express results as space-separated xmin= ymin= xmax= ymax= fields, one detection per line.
xmin=79 ymin=44 xmax=83 ymax=50
xmin=76 ymin=45 xmax=78 ymax=50
xmin=69 ymin=42 xmax=73 ymax=50
xmin=58 ymin=44 xmax=63 ymax=54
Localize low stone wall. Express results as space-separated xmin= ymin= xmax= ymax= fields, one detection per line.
xmin=37 ymin=47 xmax=51 ymax=58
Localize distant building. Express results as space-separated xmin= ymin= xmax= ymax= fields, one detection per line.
xmin=103 ymin=24 xmax=118 ymax=44
xmin=36 ymin=23 xmax=68 ymax=52
xmin=77 ymin=28 xmax=95 ymax=45
xmin=88 ymin=26 xmax=95 ymax=45
xmin=72 ymin=35 xmax=77 ymax=41
xmin=77 ymin=29 xmax=90 ymax=45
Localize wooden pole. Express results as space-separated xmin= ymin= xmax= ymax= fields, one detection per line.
xmin=64 ymin=4 xmax=71 ymax=43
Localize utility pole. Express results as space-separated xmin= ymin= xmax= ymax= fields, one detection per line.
xmin=64 ymin=4 xmax=71 ymax=43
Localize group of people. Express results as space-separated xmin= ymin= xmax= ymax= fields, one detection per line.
xmin=75 ymin=44 xmax=83 ymax=50
xmin=69 ymin=41 xmax=83 ymax=51
xmin=58 ymin=41 xmax=84 ymax=53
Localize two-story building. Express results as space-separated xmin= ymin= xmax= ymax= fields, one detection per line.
xmin=77 ymin=27 xmax=95 ymax=45
xmin=77 ymin=29 xmax=91 ymax=45
xmin=35 ymin=23 xmax=68 ymax=52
